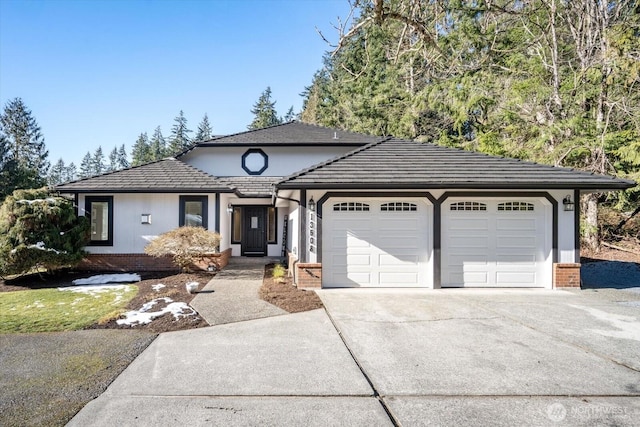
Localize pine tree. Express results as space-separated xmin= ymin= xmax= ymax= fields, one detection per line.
xmin=48 ymin=158 xmax=66 ymax=185
xmin=79 ymin=152 xmax=93 ymax=178
xmin=92 ymin=146 xmax=105 ymax=176
xmin=248 ymin=87 xmax=282 ymax=130
xmin=64 ymin=162 xmax=77 ymax=182
xmin=131 ymin=132 xmax=150 ymax=166
xmin=149 ymin=126 xmax=167 ymax=161
xmin=283 ymin=106 xmax=296 ymax=122
xmin=117 ymin=144 xmax=129 ymax=169
xmin=0 ymin=98 xmax=49 ymax=199
xmin=167 ymin=111 xmax=192 ymax=155
xmin=107 ymin=147 xmax=118 ymax=172
xmin=194 ymin=113 xmax=213 ymax=142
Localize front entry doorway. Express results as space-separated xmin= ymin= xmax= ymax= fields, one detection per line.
xmin=242 ymin=206 xmax=267 ymax=256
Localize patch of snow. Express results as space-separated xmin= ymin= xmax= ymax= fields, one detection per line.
xmin=152 ymin=283 xmax=166 ymax=291
xmin=72 ymin=273 xmax=141 ymax=285
xmin=116 ymin=297 xmax=198 ymax=326
xmin=16 ymin=198 xmax=58 ymax=205
xmin=27 ymin=241 xmax=66 ymax=254
xmin=59 ymin=284 xmax=133 ymax=305
xmin=185 ymin=281 xmax=199 ymax=293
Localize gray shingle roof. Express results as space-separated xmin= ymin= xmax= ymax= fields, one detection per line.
xmin=277 ymin=138 xmax=636 ymax=191
xmin=219 ymin=176 xmax=281 ymax=198
xmin=180 ymin=121 xmax=384 ymax=151
xmin=55 ymin=158 xmax=231 ymax=193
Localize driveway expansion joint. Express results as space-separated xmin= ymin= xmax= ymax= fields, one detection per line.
xmin=323 ymin=306 xmax=401 ymax=427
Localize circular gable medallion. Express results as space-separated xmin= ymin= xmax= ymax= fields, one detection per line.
xmin=241 ymin=148 xmax=268 ymax=175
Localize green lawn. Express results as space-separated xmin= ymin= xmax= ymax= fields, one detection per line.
xmin=0 ymin=284 xmax=138 ymax=333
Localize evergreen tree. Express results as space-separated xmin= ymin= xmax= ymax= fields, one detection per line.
xmin=107 ymin=147 xmax=118 ymax=172
xmin=167 ymin=111 xmax=192 ymax=155
xmin=0 ymin=98 xmax=49 ymax=199
xmin=194 ymin=113 xmax=213 ymax=141
xmin=0 ymin=188 xmax=90 ymax=275
xmin=92 ymin=146 xmax=105 ymax=176
xmin=48 ymin=158 xmax=66 ymax=186
xmin=149 ymin=126 xmax=167 ymax=160
xmin=131 ymin=132 xmax=150 ymax=166
xmin=117 ymin=144 xmax=129 ymax=169
xmin=248 ymin=87 xmax=282 ymax=130
xmin=64 ymin=162 xmax=77 ymax=182
xmin=283 ymin=106 xmax=296 ymax=122
xmin=79 ymin=152 xmax=93 ymax=178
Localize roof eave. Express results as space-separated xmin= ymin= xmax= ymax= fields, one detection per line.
xmin=276 ymin=182 xmax=636 ymax=191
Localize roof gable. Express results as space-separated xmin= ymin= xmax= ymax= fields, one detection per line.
xmin=277 ymin=138 xmax=636 ymax=191
xmin=55 ymin=158 xmax=231 ymax=193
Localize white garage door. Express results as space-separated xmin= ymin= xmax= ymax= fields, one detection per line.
xmin=322 ymin=198 xmax=431 ymax=288
xmin=442 ymin=198 xmax=552 ymax=288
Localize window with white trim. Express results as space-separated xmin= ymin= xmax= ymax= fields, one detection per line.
xmin=497 ymin=201 xmax=534 ymax=211
xmin=333 ymin=202 xmax=370 ymax=212
xmin=450 ymin=201 xmax=487 ymax=211
xmin=381 ymin=202 xmax=417 ymax=211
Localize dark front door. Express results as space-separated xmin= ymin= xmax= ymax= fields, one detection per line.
xmin=242 ymin=206 xmax=267 ymax=256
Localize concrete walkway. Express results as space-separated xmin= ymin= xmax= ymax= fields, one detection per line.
xmin=190 ymin=257 xmax=287 ymax=325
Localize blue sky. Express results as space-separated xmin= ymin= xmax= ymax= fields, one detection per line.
xmin=0 ymin=0 xmax=353 ymax=166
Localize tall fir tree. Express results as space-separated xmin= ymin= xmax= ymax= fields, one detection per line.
xmin=283 ymin=106 xmax=296 ymax=122
xmin=0 ymin=98 xmax=49 ymax=200
xmin=117 ymin=144 xmax=129 ymax=169
xmin=194 ymin=113 xmax=213 ymax=141
xmin=167 ymin=111 xmax=192 ymax=155
xmin=107 ymin=147 xmax=118 ymax=172
xmin=48 ymin=158 xmax=66 ymax=186
xmin=79 ymin=152 xmax=93 ymax=178
xmin=149 ymin=126 xmax=167 ymax=160
xmin=131 ymin=132 xmax=150 ymax=166
xmin=92 ymin=146 xmax=105 ymax=176
xmin=64 ymin=162 xmax=77 ymax=182
xmin=248 ymin=87 xmax=282 ymax=130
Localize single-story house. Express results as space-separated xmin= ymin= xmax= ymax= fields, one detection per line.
xmin=55 ymin=121 xmax=635 ymax=289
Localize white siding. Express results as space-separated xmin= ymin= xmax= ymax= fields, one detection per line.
xmin=181 ymin=146 xmax=357 ymax=177
xmin=80 ymin=193 xmax=217 ymax=254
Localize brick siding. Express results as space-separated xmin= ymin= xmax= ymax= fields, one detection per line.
xmin=553 ymin=263 xmax=581 ymax=288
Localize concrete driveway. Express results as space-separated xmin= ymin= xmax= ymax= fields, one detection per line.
xmin=69 ymin=287 xmax=640 ymax=426
xmin=319 ymin=288 xmax=640 ymax=426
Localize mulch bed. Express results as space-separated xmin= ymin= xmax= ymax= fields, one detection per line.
xmin=259 ymin=264 xmax=323 ymax=313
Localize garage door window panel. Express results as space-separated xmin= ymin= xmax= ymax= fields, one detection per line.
xmin=381 ymin=202 xmax=417 ymax=211
xmin=333 ymin=202 xmax=369 ymax=212
xmin=450 ymin=201 xmax=487 ymax=211
xmin=498 ymin=202 xmax=534 ymax=211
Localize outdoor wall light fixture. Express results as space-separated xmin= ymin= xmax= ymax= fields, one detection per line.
xmin=562 ymin=195 xmax=575 ymax=211
xmin=226 ymin=204 xmax=233 ymax=214
xmin=141 ymin=214 xmax=151 ymax=224
xmin=308 ymin=197 xmax=316 ymax=212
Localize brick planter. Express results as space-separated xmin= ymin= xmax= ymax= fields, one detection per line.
xmin=295 ymin=263 xmax=322 ymax=289
xmin=553 ymin=263 xmax=581 ymax=288
xmin=78 ymin=248 xmax=233 ymax=272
